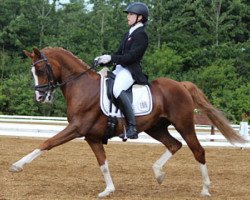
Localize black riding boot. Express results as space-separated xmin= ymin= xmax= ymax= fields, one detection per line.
xmin=117 ymin=91 xmax=138 ymax=139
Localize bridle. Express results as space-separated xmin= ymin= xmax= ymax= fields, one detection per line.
xmin=31 ymin=53 xmax=96 ymax=100
xmin=32 ymin=53 xmax=56 ymax=96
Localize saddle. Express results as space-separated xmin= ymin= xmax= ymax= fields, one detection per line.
xmin=98 ymin=68 xmax=153 ymax=144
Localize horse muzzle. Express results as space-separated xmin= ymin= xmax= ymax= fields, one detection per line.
xmin=35 ymin=90 xmax=53 ymax=103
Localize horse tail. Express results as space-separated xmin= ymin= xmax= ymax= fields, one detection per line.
xmin=181 ymin=81 xmax=246 ymax=145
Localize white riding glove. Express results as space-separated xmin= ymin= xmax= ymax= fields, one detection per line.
xmin=94 ymin=55 xmax=111 ymax=65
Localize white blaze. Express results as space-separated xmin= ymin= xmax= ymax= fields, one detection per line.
xmin=31 ymin=66 xmax=43 ymax=102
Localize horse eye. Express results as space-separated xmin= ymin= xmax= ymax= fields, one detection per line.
xmin=36 ymin=68 xmax=46 ymax=76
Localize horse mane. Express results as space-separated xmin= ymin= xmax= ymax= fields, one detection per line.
xmin=43 ymin=47 xmax=90 ymax=69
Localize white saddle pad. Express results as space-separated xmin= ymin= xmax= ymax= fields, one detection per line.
xmin=98 ymin=68 xmax=153 ymax=118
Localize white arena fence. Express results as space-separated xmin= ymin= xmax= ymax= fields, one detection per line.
xmin=0 ymin=115 xmax=249 ymax=148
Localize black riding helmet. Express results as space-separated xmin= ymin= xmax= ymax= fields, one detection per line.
xmin=124 ymin=2 xmax=149 ymax=24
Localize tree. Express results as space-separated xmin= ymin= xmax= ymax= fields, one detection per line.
xmin=0 ymin=0 xmax=58 ymax=52
xmin=0 ymin=0 xmax=248 ymax=122
xmin=195 ymin=0 xmax=249 ymax=46
xmin=144 ymin=44 xmax=183 ymax=80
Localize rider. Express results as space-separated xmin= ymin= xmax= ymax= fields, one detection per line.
xmin=95 ymin=2 xmax=149 ymax=139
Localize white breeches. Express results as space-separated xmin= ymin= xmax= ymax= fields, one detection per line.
xmin=112 ymin=65 xmax=135 ymax=98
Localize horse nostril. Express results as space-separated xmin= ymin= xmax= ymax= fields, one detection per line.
xmin=37 ymin=95 xmax=44 ymax=102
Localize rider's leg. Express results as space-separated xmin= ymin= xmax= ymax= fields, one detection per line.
xmin=113 ymin=65 xmax=137 ymax=139
xmin=117 ymin=91 xmax=137 ymax=139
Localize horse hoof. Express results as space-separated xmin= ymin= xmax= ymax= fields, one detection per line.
xmin=98 ymin=187 xmax=115 ymax=198
xmin=152 ymin=164 xmax=166 ymax=184
xmin=9 ymin=165 xmax=23 ymax=173
xmin=156 ymin=172 xmax=166 ymax=184
xmin=201 ymin=190 xmax=211 ymax=197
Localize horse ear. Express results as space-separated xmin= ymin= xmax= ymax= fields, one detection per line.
xmin=33 ymin=47 xmax=42 ymax=58
xmin=23 ymin=50 xmax=33 ymax=58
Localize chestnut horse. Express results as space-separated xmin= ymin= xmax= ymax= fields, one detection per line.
xmin=9 ymin=47 xmax=245 ymax=198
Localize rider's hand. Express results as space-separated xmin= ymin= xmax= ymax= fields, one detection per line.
xmin=94 ymin=55 xmax=111 ymax=65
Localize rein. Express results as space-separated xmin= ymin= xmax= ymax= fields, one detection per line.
xmin=32 ymin=53 xmax=96 ymax=94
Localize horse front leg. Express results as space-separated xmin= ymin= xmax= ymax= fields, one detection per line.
xmin=9 ymin=124 xmax=78 ymax=172
xmin=146 ymin=123 xmax=182 ymax=185
xmin=86 ymin=137 xmax=115 ymax=198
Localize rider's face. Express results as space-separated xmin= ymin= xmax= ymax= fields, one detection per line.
xmin=127 ymin=13 xmax=142 ymax=26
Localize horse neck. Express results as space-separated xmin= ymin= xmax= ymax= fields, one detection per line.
xmin=50 ymin=51 xmax=100 ymax=97
xmin=48 ymin=49 xmax=94 ymax=84
xmin=60 ymin=66 xmax=100 ymax=109
xmin=58 ymin=55 xmax=88 ymax=81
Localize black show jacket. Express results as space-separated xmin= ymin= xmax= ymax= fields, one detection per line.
xmin=110 ymin=26 xmax=148 ymax=85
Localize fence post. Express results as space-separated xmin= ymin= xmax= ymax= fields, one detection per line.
xmin=240 ymin=121 xmax=249 ymax=140
xmin=210 ymin=125 xmax=215 ymax=142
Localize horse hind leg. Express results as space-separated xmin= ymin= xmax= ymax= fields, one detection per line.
xmin=175 ymin=122 xmax=211 ymax=197
xmin=146 ymin=119 xmax=182 ymax=184
xmin=151 ymin=132 xmax=182 ymax=184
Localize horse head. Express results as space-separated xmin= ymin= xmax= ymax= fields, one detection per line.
xmin=24 ymin=47 xmax=59 ymax=103
xmin=24 ymin=47 xmax=94 ymax=104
